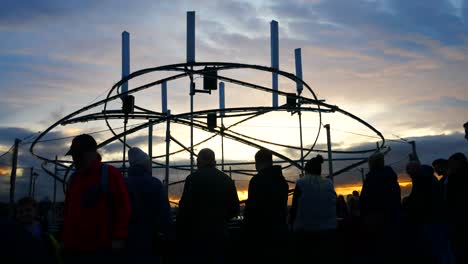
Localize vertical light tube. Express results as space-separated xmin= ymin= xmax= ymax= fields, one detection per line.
xmin=271 ymin=20 xmax=279 ymax=108
xmin=219 ymin=82 xmax=225 ymax=117
xmin=219 ymin=82 xmax=225 ymax=171
xmin=148 ymin=120 xmax=153 ymax=163
xmin=295 ymin=48 xmax=303 ymax=95
xmin=162 ymin=81 xmax=168 ymax=113
xmin=324 ymin=124 xmax=334 ymax=183
xmin=295 ymin=48 xmax=304 ymax=173
xmin=187 ymin=11 xmax=196 ymax=63
xmin=122 ymin=31 xmax=130 ymax=96
xmin=165 ymin=110 xmax=171 ymax=192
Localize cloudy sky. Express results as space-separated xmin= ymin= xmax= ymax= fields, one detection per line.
xmin=1 ymin=0 xmax=467 ymax=202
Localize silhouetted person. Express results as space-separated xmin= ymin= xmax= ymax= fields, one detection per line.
xmin=289 ymin=155 xmax=338 ymax=264
xmin=360 ymin=152 xmax=401 ymax=263
xmin=177 ymin=148 xmax=239 ymax=264
xmin=349 ymin=190 xmax=360 ymax=217
xmin=243 ymin=149 xmax=288 ymax=264
xmin=62 ymin=134 xmax=132 ymax=263
xmin=464 ymin=122 xmax=468 ymax=141
xmin=15 ymin=197 xmax=60 ymax=263
xmin=447 ymin=152 xmax=468 ymax=263
xmin=433 ymin=159 xmax=449 ymax=202
xmin=337 ymin=195 xmax=349 ymax=219
xmin=0 ymin=216 xmax=48 ymax=264
xmin=125 ymin=147 xmax=172 ymax=264
xmin=402 ymin=163 xmax=452 ymax=263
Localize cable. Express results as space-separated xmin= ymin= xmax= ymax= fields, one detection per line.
xmin=0 ymin=144 xmax=14 ymax=159
xmin=22 ymin=121 xmax=148 ymax=145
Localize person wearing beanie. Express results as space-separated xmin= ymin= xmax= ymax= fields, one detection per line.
xmin=125 ymin=147 xmax=172 ymax=264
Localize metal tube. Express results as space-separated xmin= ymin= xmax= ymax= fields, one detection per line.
xmin=324 ymin=124 xmax=334 ymax=182
xmin=220 ymin=82 xmax=225 ymax=171
xmin=187 ymin=11 xmax=195 ymax=63
xmin=148 ymin=120 xmax=153 ymax=162
xmin=162 ymin=81 xmax=168 ymax=113
xmin=165 ymin=110 xmax=171 ymax=192
xmin=9 ymin=138 xmax=20 ymax=218
xmin=295 ymin=48 xmax=303 ymax=95
xmin=122 ymin=31 xmax=130 ymax=95
xmin=190 ymin=75 xmax=194 ymax=174
xmin=53 ymin=156 xmax=58 ymax=206
xmin=298 ymin=112 xmax=304 ymax=174
xmin=271 ymin=20 xmax=279 ymax=108
xmin=29 ymin=167 xmax=34 ymax=197
xmin=122 ymin=119 xmax=128 ymax=175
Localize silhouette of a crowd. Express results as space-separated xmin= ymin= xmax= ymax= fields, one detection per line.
xmin=1 ymin=122 xmax=467 ymax=264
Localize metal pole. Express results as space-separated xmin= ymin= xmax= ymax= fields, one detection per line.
xmin=324 ymin=124 xmax=334 ymax=182
xmin=121 ymin=31 xmax=130 ymax=175
xmin=29 ymin=167 xmax=34 ymax=197
xmin=360 ymin=168 xmax=365 ymax=184
xmin=32 ymin=172 xmax=37 ymax=199
xmin=148 ymin=120 xmax=153 ymax=162
xmin=165 ymin=110 xmax=171 ymax=192
xmin=190 ymin=76 xmax=194 ymax=174
xmin=219 ymin=82 xmax=225 ymax=171
xmin=295 ymin=48 xmax=303 ymax=95
xmin=295 ymin=48 xmax=304 ymax=174
xmin=122 ymin=31 xmax=130 ymax=95
xmin=298 ymin=112 xmax=304 ymax=174
xmin=187 ymin=11 xmax=195 ymax=63
xmin=187 ymin=11 xmax=196 ymax=174
xmin=9 ymin=138 xmax=20 ymax=218
xmin=53 ymin=156 xmax=58 ymax=206
xmin=122 ymin=120 xmax=128 ymax=175
xmin=221 ymin=118 xmax=225 ymax=172
xmin=271 ymin=20 xmax=279 ymax=108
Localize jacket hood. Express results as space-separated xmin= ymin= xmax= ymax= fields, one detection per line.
xmin=128 ymin=147 xmax=151 ymax=175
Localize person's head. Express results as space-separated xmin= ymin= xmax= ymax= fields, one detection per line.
xmin=128 ymin=147 xmax=152 ymax=174
xmin=406 ymin=161 xmax=421 ymax=180
xmin=255 ymin=149 xmax=273 ymax=171
xmin=304 ymin=155 xmax=324 ymax=175
xmin=448 ymin=152 xmax=467 ymax=175
xmin=66 ymin=134 xmax=98 ymax=169
xmin=16 ymin=197 xmax=37 ymax=225
xmin=464 ymin=122 xmax=468 ymax=141
xmin=420 ymin=165 xmax=435 ymax=179
xmin=338 ymin=195 xmax=346 ymax=202
xmin=352 ymin=190 xmax=359 ymax=197
xmin=432 ymin=158 xmax=448 ymax=176
xmin=368 ymin=152 xmax=385 ymax=171
xmin=197 ymin=148 xmax=216 ymax=169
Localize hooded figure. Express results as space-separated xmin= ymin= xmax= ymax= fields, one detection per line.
xmin=125 ymin=147 xmax=172 ymax=263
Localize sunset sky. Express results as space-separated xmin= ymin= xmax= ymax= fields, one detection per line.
xmin=0 ymin=0 xmax=467 ymax=202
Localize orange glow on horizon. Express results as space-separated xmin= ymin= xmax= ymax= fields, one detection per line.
xmin=335 ymin=180 xmax=412 ymax=197
xmin=168 ymin=181 xmax=414 ymax=206
xmin=0 ymin=167 xmax=10 ymax=175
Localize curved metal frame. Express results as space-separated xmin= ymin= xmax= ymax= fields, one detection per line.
xmin=30 ymin=62 xmax=386 ymax=194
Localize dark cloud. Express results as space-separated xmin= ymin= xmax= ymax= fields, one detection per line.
xmin=0 ymin=0 xmax=98 ymax=27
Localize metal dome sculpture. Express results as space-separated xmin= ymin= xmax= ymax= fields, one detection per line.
xmin=30 ymin=12 xmax=386 ymax=197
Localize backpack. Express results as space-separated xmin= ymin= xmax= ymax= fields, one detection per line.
xmin=68 ymin=164 xmax=109 ymax=208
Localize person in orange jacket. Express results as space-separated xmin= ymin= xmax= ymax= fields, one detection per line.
xmin=62 ymin=134 xmax=131 ymax=263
